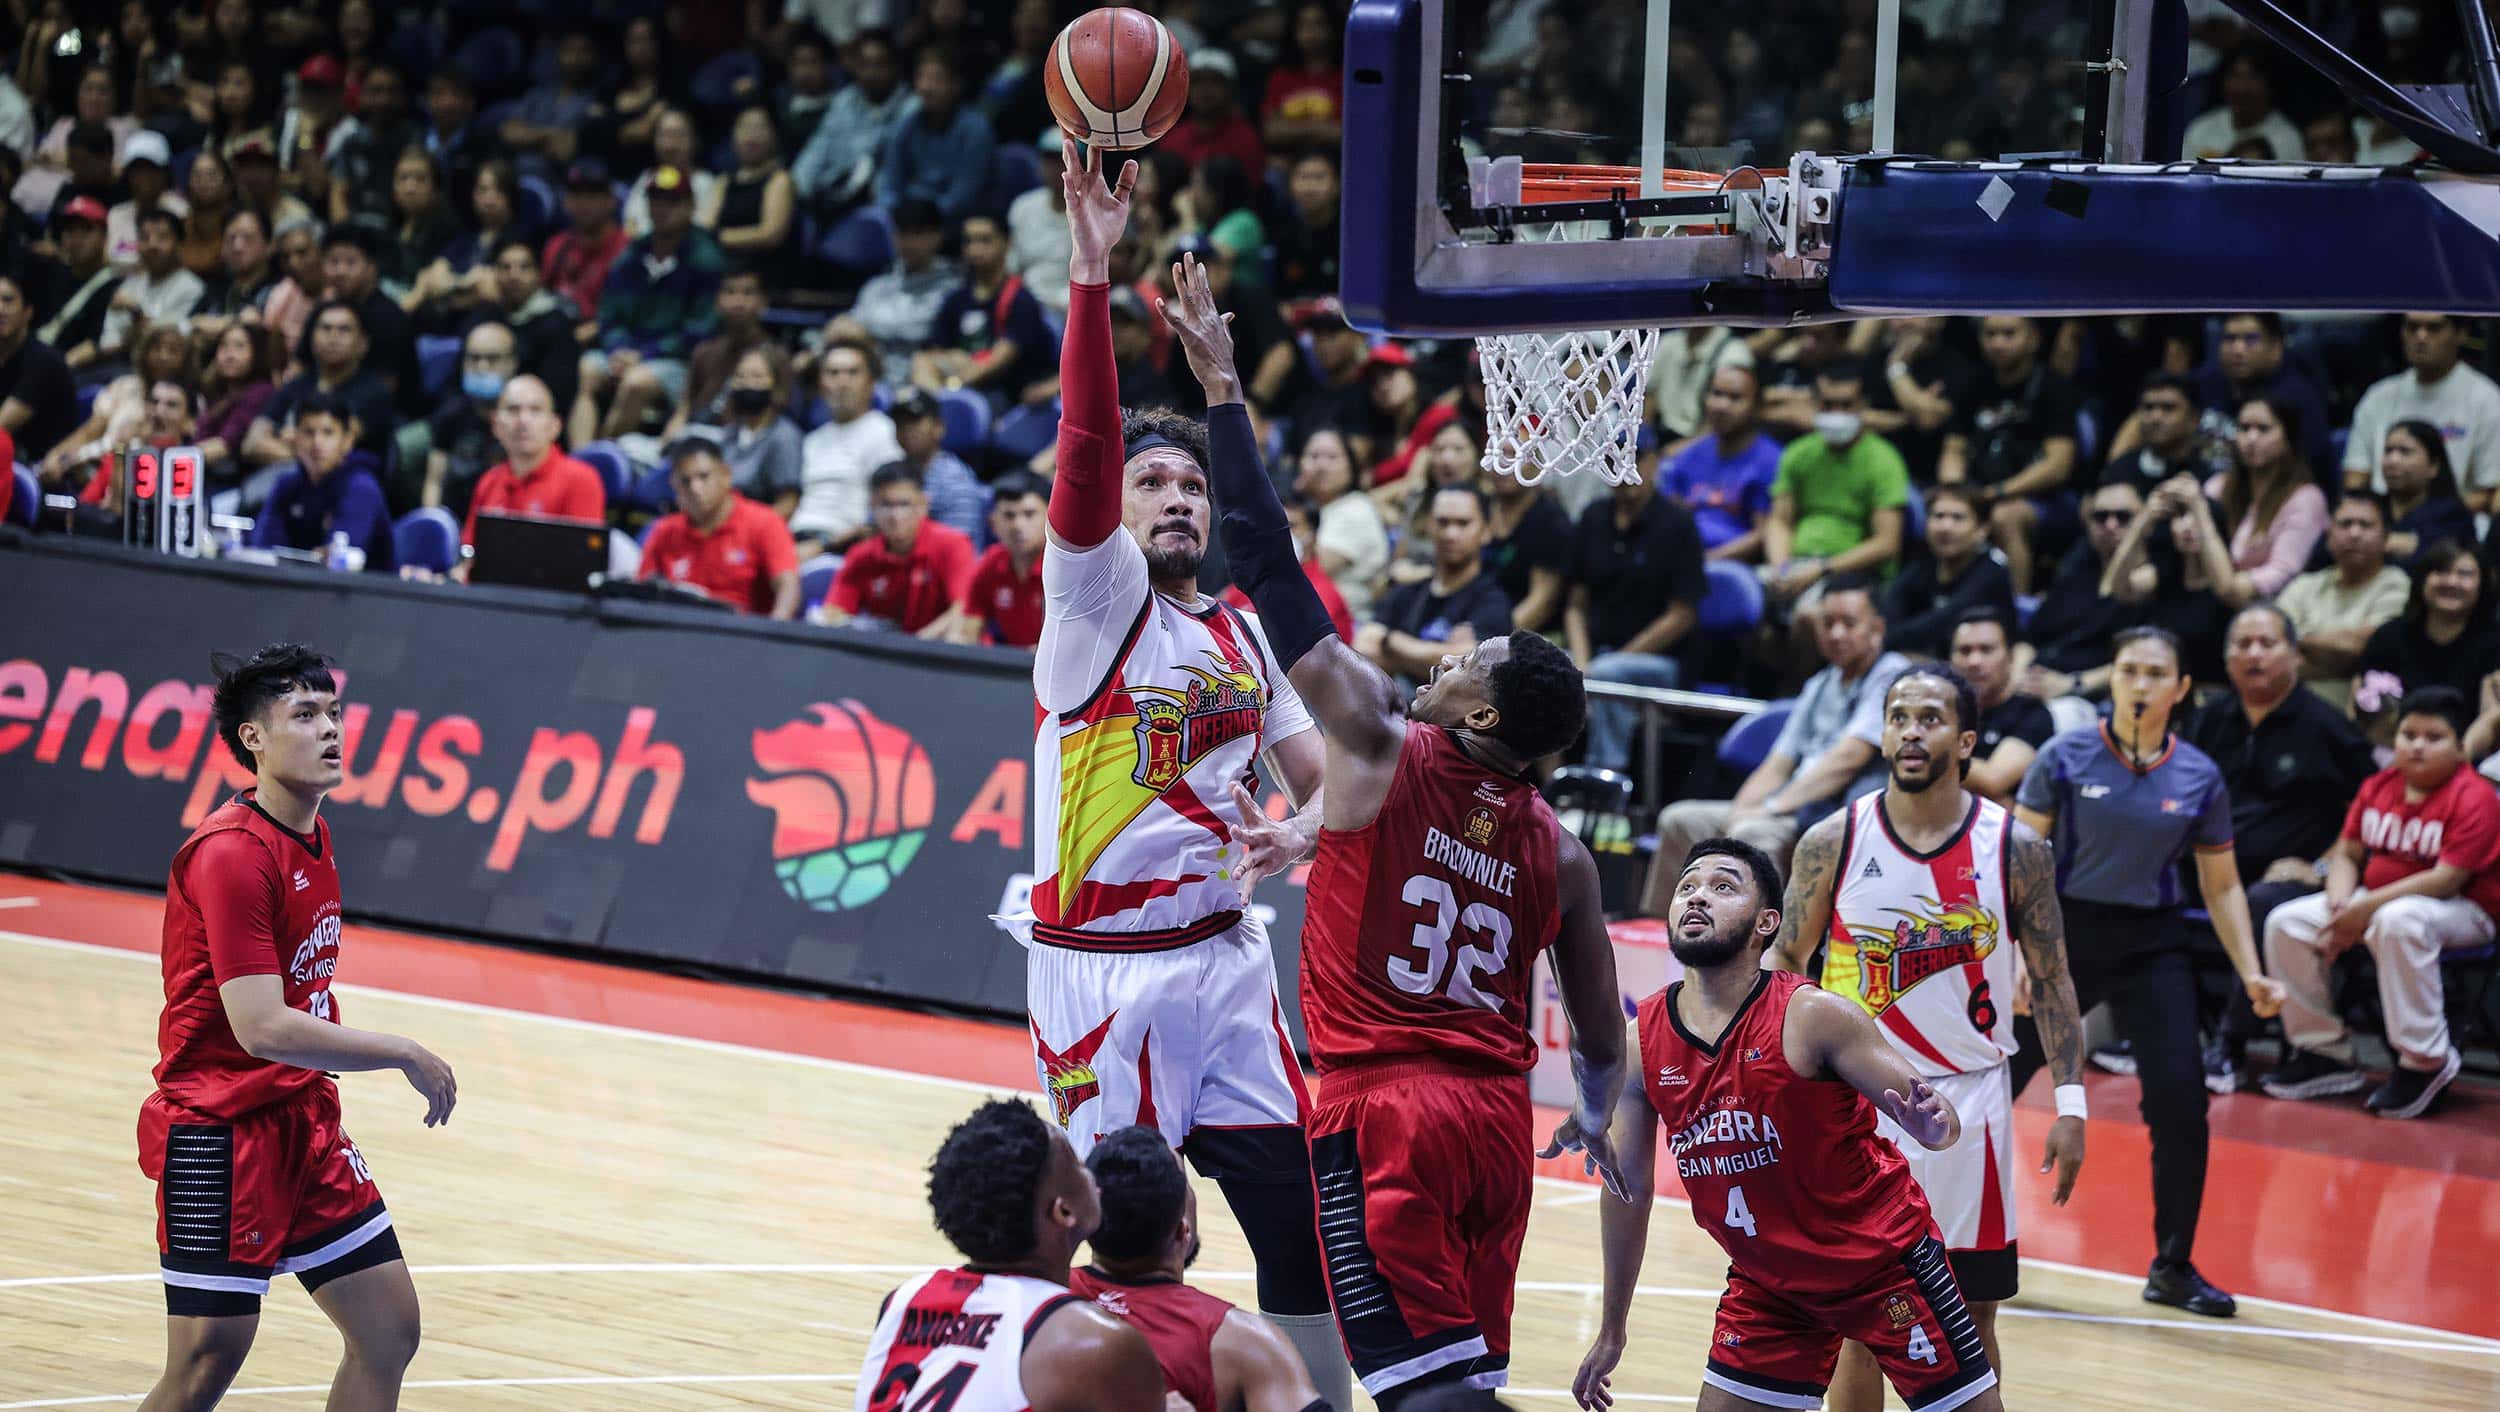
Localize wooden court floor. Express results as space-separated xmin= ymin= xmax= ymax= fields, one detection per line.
xmin=2 ymin=913 xmax=2497 ymax=1408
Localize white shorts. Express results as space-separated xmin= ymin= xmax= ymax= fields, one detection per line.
xmin=1025 ymin=913 xmax=1309 ymax=1161
xmin=1874 ymin=1063 xmax=2018 ymax=1302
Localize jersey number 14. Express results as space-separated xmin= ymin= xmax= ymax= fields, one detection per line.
xmin=1386 ymin=874 xmax=1514 ymax=1011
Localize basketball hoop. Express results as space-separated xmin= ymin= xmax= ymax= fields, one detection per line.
xmin=1473 ymin=164 xmax=1771 ymax=487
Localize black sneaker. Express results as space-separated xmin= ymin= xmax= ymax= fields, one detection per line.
xmin=2365 ymin=1050 xmax=2461 ymax=1120
xmin=2091 ymin=1041 xmax=2137 ymax=1076
xmin=2144 ymin=1259 xmax=2237 ymax=1318
xmin=2260 ymin=1048 xmax=2370 ymax=1100
xmin=2202 ymin=1035 xmax=2243 ymax=1096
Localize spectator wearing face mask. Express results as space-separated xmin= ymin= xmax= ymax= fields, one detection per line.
xmin=1762 ymin=359 xmax=1910 ymax=615
xmin=423 ymin=320 xmax=521 ymax=517
xmin=692 ymin=345 xmax=806 ymax=518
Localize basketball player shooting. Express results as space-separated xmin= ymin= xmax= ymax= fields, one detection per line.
xmin=136 ymin=645 xmax=457 ymax=1412
xmin=1569 ymin=839 xmax=1999 ymax=1412
xmin=1162 ymin=254 xmax=1630 ymax=1406
xmin=1769 ymin=666 xmax=2087 ymax=1411
xmin=855 ymin=1099 xmax=1166 ymax=1412
xmin=1007 ymin=139 xmax=1348 ymax=1407
xmin=1073 ymin=1126 xmax=1333 ymax=1412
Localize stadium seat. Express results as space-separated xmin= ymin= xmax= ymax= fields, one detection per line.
xmin=818 ymin=207 xmax=896 ymax=275
xmin=575 ymin=442 xmax=633 ymax=506
xmin=690 ymin=51 xmax=762 ymax=114
xmin=1716 ymin=700 xmax=1795 ymax=776
xmin=935 ymin=390 xmax=991 ymax=457
xmin=992 ymin=144 xmax=1045 ymax=204
xmin=799 ymin=553 xmax=841 ymax=608
xmin=392 ymin=508 xmax=460 ymax=574
xmin=453 ymin=28 xmax=528 ymax=95
xmin=628 ymin=464 xmax=676 ymax=515
xmin=1901 ymin=482 xmax=1926 ymax=543
xmin=9 ymin=465 xmax=37 ymax=527
xmin=990 ymin=398 xmax=1060 ymax=464
xmin=1697 ymin=560 xmax=1764 ymax=635
xmin=417 ymin=335 xmax=463 ymax=401
xmin=517 ymin=173 xmax=557 ymax=231
xmin=2015 ymin=593 xmax=2041 ymax=633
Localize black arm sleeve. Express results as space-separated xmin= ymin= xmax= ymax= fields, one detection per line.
xmin=1207 ymin=401 xmax=1339 ymax=671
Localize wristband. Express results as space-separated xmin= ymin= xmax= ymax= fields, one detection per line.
xmin=2054 ymin=1083 xmax=2088 ymax=1121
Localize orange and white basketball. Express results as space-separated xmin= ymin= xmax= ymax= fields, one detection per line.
xmin=1043 ymin=7 xmax=1189 ymax=152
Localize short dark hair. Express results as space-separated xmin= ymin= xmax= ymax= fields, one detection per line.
xmin=137 ymin=207 xmax=184 ymax=241
xmin=926 ymin=1100 xmax=1056 ymax=1263
xmin=2333 ymin=487 xmax=2391 ymax=526
xmin=1816 ymin=357 xmax=1869 ymax=390
xmin=1085 ymin=1125 xmax=1186 ymax=1264
xmin=494 ymin=236 xmax=541 ymax=265
xmin=1120 ymin=405 xmax=1210 ymax=472
xmin=2221 ymin=310 xmax=2286 ymax=341
xmin=2231 ymin=600 xmax=2298 ymax=648
xmin=2138 ymin=370 xmax=2199 ymax=403
xmin=1888 ymin=662 xmax=1980 ymax=736
xmin=309 ymin=298 xmax=367 ymax=339
xmin=1683 ymin=835 xmax=1784 ymax=911
xmin=870 ymin=462 xmax=926 ymax=495
xmin=891 ymin=197 xmax=944 ymax=234
xmin=992 ymin=469 xmax=1050 ymax=504
xmin=1485 ymin=630 xmax=1585 ymax=761
xmin=1950 ymin=605 xmax=2012 ymax=645
xmin=1820 ymin=569 xmax=1881 ymax=610
xmin=323 ymin=220 xmax=384 ymax=259
xmin=1924 ymin=482 xmax=1986 ymax=518
xmin=224 ymin=205 xmax=270 ymax=240
xmin=292 ymin=389 xmax=357 ymax=429
xmin=68 ymin=122 xmax=113 ymax=157
xmin=2397 ymin=684 xmax=2473 ymax=739
xmin=2110 ymin=624 xmax=2184 ymax=670
xmin=720 ymin=266 xmax=767 ymax=292
xmin=210 ymin=644 xmax=338 ymax=770
xmin=665 ymin=432 xmax=727 ymax=469
xmin=1431 ymin=481 xmax=1493 ymax=521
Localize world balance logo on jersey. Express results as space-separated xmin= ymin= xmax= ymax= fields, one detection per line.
xmin=745 ymin=702 xmax=937 ymax=914
xmin=1128 ymin=662 xmax=1263 ymax=792
xmin=1843 ymin=898 xmax=2002 ymax=1013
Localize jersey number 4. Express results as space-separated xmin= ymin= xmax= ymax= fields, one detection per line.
xmin=1387 ymin=874 xmax=1514 ymax=1011
xmin=869 ymin=1361 xmax=973 ymax=1412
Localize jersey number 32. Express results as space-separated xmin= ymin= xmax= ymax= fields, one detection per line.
xmin=1386 ymin=874 xmax=1514 ymax=1011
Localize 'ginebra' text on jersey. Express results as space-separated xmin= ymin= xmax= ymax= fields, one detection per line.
xmin=1669 ymin=1104 xmax=1788 ymax=1179
xmin=1422 ymin=826 xmax=1518 ymax=898
xmin=894 ymin=1308 xmax=1002 ymax=1351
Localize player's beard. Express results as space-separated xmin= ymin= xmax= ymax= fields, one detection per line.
xmin=1145 ymin=544 xmax=1203 ymax=581
xmin=1183 ymin=1235 xmax=1202 ymax=1270
xmin=1890 ymin=753 xmax=1938 ymax=793
xmin=1668 ymin=915 xmax=1756 ymax=968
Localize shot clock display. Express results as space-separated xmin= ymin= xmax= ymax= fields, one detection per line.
xmin=118 ymin=444 xmax=205 ymax=556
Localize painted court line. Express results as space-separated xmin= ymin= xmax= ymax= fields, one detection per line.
xmin=7 ymin=929 xmax=2494 ymax=1357
xmin=0 ymin=898 xmax=39 ymax=910
xmin=0 ymin=1372 xmax=862 ymax=1409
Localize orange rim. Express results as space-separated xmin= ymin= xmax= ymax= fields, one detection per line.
xmin=1514 ymin=163 xmax=1787 ymax=203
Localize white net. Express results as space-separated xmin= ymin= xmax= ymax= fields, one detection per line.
xmin=1476 ymin=323 xmax=1662 ymax=486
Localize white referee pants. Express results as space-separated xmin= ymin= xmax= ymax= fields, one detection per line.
xmin=2263 ymin=892 xmax=2493 ymax=1066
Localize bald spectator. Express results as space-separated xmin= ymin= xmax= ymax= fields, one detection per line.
xmin=2277 ymin=492 xmax=2411 ymax=711
xmin=1938 ymin=315 xmax=2081 ymax=594
xmin=639 ymin=436 xmax=803 ymax=619
xmin=460 ymin=376 xmax=606 ymax=559
xmin=2347 ymin=314 xmax=2500 ymax=513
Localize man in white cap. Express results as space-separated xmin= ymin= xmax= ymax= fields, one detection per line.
xmin=1159 ymin=49 xmax=1267 ymax=172
xmin=106 ymin=129 xmax=188 ymax=271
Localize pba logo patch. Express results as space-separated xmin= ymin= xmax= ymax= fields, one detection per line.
xmin=1884 ymin=1293 xmax=1917 ymax=1330
xmin=746 ymin=701 xmax=937 ymax=913
xmin=1032 ymin=1013 xmax=1117 ymax=1126
xmin=1464 ymin=806 xmax=1498 ymax=847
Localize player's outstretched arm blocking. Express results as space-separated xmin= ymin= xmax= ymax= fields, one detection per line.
xmin=1571 ymin=1029 xmax=1658 ymax=1411
xmin=1050 ymin=138 xmax=1139 ymax=553
xmin=1539 ymin=831 xmax=1630 ymax=1196
xmin=1790 ymin=986 xmax=1961 ymax=1151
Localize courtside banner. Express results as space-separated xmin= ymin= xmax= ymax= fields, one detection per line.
xmin=0 ymin=539 xmax=1314 ymax=1034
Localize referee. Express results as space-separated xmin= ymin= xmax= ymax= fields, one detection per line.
xmin=2010 ymin=627 xmax=2287 ymax=1317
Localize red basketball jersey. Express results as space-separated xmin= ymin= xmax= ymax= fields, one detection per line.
xmin=154 ymin=792 xmax=345 ymax=1120
xmin=1636 ymin=972 xmax=1937 ymax=1296
xmin=1066 ymin=1268 xmax=1230 ymax=1412
xmin=1299 ymin=724 xmax=1561 ymax=1075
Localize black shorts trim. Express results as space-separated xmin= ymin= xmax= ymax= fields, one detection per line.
xmin=279 ymin=1200 xmax=390 ymax=1262
xmin=1901 ymin=1236 xmax=1994 ymax=1405
xmin=1311 ymin=1127 xmax=1485 ymax=1388
xmin=161 ymin=1123 xmax=236 ymax=1263
xmin=1947 ymin=1242 xmax=2019 ymax=1304
xmin=166 ymin=1283 xmax=261 ymax=1318
xmin=297 ymin=1226 xmax=401 ymax=1294
xmin=1704 ymin=1356 xmax=1828 ymax=1401
xmin=1032 ymin=910 xmax=1243 ymax=953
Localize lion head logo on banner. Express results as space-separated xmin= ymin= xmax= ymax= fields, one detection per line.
xmin=747 ymin=702 xmax=936 ymax=913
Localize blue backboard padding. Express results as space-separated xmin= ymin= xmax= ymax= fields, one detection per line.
xmin=1829 ymin=164 xmax=2500 ymax=315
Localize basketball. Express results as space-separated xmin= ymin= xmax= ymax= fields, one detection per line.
xmin=1043 ymin=7 xmax=1189 ymax=151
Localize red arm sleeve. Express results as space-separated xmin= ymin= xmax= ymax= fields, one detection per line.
xmin=189 ymin=832 xmax=285 ymax=985
xmin=1050 ymin=280 xmax=1124 ymax=547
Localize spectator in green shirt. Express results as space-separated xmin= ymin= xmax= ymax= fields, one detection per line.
xmin=1762 ymin=359 xmax=1909 ymax=617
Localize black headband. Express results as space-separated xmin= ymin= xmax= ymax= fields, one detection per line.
xmin=1125 ymin=433 xmax=1193 ymax=464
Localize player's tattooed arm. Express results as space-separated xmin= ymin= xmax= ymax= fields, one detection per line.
xmin=2009 ymin=822 xmax=2084 ymax=1088
xmin=1768 ymin=812 xmax=1846 ymax=976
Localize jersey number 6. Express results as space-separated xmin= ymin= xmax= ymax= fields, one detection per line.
xmin=1387 ymin=874 xmax=1514 ymax=1011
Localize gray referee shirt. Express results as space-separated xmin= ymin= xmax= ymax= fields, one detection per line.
xmin=2016 ymin=721 xmax=2234 ymax=910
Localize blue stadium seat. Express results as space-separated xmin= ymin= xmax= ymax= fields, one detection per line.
xmin=1715 ymin=700 xmax=1795 ymax=776
xmin=628 ymin=464 xmax=676 ymax=515
xmin=992 ymin=144 xmax=1045 ymax=203
xmin=575 ymin=442 xmax=633 ymax=506
xmin=935 ymin=389 xmax=991 ymax=457
xmin=417 ymin=335 xmax=463 ymax=401
xmin=517 ymin=172 xmax=556 ymax=232
xmin=1697 ymin=560 xmax=1764 ymax=635
xmin=9 ymin=465 xmax=37 ymax=526
xmin=392 ymin=508 xmax=460 ymax=573
xmin=799 ymin=553 xmax=841 ymax=609
xmin=818 ymin=207 xmax=896 ymax=274
xmin=453 ymin=28 xmax=528 ymax=95
xmin=2015 ymin=593 xmax=2041 ymax=633
xmin=1901 ymin=482 xmax=1926 ymax=543
xmin=690 ymin=51 xmax=762 ymax=114
xmin=990 ymin=398 xmax=1060 ymax=464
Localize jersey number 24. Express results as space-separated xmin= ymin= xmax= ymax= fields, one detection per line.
xmin=1387 ymin=874 xmax=1513 ymax=1011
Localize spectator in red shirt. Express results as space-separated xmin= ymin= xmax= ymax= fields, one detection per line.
xmin=541 ymin=159 xmax=628 ymax=323
xmin=2262 ymin=685 xmax=2499 ymax=1119
xmin=935 ymin=470 xmax=1050 ymax=647
xmin=1157 ymin=50 xmax=1266 ymax=175
xmin=639 ymin=435 xmax=802 ymax=618
xmin=821 ymin=462 xmax=977 ymax=634
xmin=459 ymin=375 xmax=606 ymax=561
xmin=1260 ymin=2 xmax=1345 ymax=158
xmin=1222 ymin=495 xmax=1356 ymax=641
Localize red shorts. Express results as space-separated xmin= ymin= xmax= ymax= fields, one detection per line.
xmin=1706 ymin=1235 xmax=1997 ymax=1412
xmin=138 ymin=1086 xmax=397 ymax=1317
xmin=1308 ymin=1061 xmax=1532 ymax=1400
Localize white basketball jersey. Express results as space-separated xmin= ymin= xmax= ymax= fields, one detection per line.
xmin=856 ymin=1268 xmax=1079 ymax=1412
xmin=1821 ymin=792 xmax=2019 ymax=1077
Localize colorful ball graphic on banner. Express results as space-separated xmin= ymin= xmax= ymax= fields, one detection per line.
xmin=746 ymin=701 xmax=936 ymax=912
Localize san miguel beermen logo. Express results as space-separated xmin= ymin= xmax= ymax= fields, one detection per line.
xmin=746 ymin=702 xmax=936 ymax=913
xmin=1031 ymin=1013 xmax=1118 ymax=1126
xmin=1846 ymin=898 xmax=2001 ymax=1011
xmin=1129 ymin=662 xmax=1263 ymax=792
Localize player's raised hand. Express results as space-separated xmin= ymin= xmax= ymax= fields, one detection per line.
xmin=1537 ymin=1112 xmax=1629 ymax=1202
xmin=2040 ymin=1113 xmax=2085 ymax=1205
xmin=1879 ymin=1078 xmax=1959 ymax=1151
xmin=1159 ymin=252 xmax=1241 ymax=402
xmin=1061 ymin=137 xmax=1136 ymax=278
xmin=1225 ymin=780 xmax=1309 ymax=904
xmin=1572 ymin=1325 xmax=1626 ymax=1409
xmin=399 ymin=1041 xmax=458 ymax=1127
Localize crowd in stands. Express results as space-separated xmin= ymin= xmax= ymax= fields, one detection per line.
xmin=0 ymin=2 xmax=2494 ymax=1104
